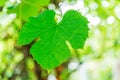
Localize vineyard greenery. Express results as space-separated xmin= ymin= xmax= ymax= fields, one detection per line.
xmin=0 ymin=0 xmax=120 ymax=80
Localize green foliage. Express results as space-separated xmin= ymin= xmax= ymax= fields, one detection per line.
xmin=1 ymin=0 xmax=120 ymax=80
xmin=17 ymin=10 xmax=89 ymax=69
xmin=0 ymin=0 xmax=7 ymax=7
xmin=7 ymin=0 xmax=50 ymax=21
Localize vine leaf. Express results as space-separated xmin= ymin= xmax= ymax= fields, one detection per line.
xmin=7 ymin=0 xmax=50 ymax=21
xmin=17 ymin=10 xmax=89 ymax=69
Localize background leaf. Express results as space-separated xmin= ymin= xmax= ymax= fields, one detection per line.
xmin=0 ymin=0 xmax=7 ymax=7
xmin=7 ymin=0 xmax=50 ymax=21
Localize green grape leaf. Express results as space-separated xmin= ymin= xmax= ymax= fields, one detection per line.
xmin=7 ymin=0 xmax=50 ymax=21
xmin=17 ymin=10 xmax=89 ymax=69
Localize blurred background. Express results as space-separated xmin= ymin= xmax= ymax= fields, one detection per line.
xmin=0 ymin=0 xmax=120 ymax=80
